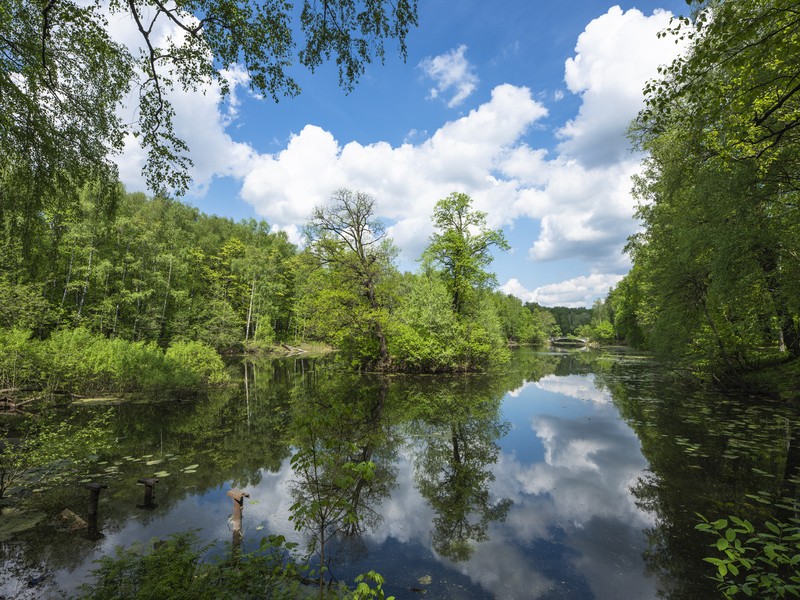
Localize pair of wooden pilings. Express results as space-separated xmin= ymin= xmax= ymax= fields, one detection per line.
xmin=82 ymin=481 xmax=251 ymax=544
xmin=82 ymin=477 xmax=160 ymax=540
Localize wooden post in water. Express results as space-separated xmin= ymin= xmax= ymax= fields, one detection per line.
xmin=85 ymin=482 xmax=107 ymax=540
xmin=227 ymin=488 xmax=250 ymax=557
xmin=137 ymin=477 xmax=159 ymax=509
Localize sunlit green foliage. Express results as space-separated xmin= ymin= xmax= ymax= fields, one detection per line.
xmin=619 ymin=0 xmax=800 ymax=379
xmin=0 ymin=326 xmax=228 ymax=394
xmin=301 ymin=190 xmax=397 ymax=369
xmin=492 ymin=292 xmax=549 ymax=345
xmin=422 ymin=192 xmax=509 ymax=316
xmin=0 ymin=327 xmax=36 ymax=389
xmin=165 ymin=340 xmax=229 ymax=386
xmin=574 ymin=298 xmax=617 ymax=344
xmin=1 ymin=189 xmax=297 ymax=355
xmin=696 ymin=514 xmax=800 ymax=598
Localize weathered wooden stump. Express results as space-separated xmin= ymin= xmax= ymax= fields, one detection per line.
xmin=84 ymin=482 xmax=107 ymax=540
xmin=137 ymin=477 xmax=159 ymax=509
xmin=227 ymin=488 xmax=250 ymax=532
xmin=227 ymin=488 xmax=250 ymax=554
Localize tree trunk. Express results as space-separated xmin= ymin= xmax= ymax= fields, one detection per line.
xmin=160 ymin=254 xmax=173 ymax=337
xmin=113 ymin=242 xmax=130 ymax=336
xmin=245 ymin=275 xmax=256 ymax=343
xmin=365 ymin=277 xmax=389 ymax=366
xmin=779 ymin=311 xmax=800 ymax=358
xmin=77 ymin=245 xmax=94 ymax=317
xmin=61 ymin=247 xmax=74 ymax=307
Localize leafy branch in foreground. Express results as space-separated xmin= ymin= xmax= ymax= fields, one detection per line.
xmin=696 ymin=513 xmax=800 ymax=598
xmin=77 ymin=531 xmax=393 ymax=599
xmin=1 ymin=0 xmax=418 ymax=196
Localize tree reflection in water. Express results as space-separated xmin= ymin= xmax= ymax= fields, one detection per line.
xmin=288 ymin=376 xmax=397 ymax=592
xmin=410 ymin=379 xmax=512 ymax=561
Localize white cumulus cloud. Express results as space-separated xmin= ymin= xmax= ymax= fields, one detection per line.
xmin=110 ymin=5 xmax=687 ymax=308
xmin=240 ymin=84 xmax=549 ymax=262
xmin=558 ymin=7 xmax=683 ymax=167
xmin=419 ymin=44 xmax=479 ymax=107
xmin=501 ymin=273 xmax=624 ymax=308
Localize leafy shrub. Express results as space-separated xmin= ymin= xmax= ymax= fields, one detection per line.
xmin=0 ymin=328 xmax=38 ymax=388
xmin=696 ymin=513 xmax=800 ymax=598
xmin=78 ymin=531 xmax=390 ymax=599
xmin=42 ymin=328 xmax=170 ymax=392
xmin=1 ymin=328 xmax=227 ymax=394
xmin=165 ymin=340 xmax=229 ymax=386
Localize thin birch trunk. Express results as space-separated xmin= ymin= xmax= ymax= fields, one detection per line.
xmin=77 ymin=245 xmax=94 ymax=317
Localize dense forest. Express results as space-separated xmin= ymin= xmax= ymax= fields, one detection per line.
xmin=0 ymin=183 xmax=565 ymax=394
xmin=593 ymin=0 xmax=800 ymax=392
xmin=4 ymin=0 xmax=797 ymax=392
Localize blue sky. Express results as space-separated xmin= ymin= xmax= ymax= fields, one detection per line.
xmin=112 ymin=0 xmax=690 ymax=307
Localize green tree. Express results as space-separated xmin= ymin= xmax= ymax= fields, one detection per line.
xmin=492 ymin=292 xmax=548 ymax=345
xmin=625 ymin=0 xmax=800 ymax=377
xmin=303 ymin=189 xmax=397 ymax=369
xmin=641 ymin=0 xmax=800 ymax=185
xmin=423 ymin=192 xmax=510 ymax=316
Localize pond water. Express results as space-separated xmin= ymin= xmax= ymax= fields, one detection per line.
xmin=2 ymin=348 xmax=799 ymax=599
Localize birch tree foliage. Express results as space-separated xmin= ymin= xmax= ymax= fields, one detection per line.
xmin=0 ymin=0 xmax=419 ymax=197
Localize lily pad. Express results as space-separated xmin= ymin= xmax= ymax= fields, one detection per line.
xmin=153 ymin=470 xmax=170 ymax=478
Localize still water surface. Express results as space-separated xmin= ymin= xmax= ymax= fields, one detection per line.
xmin=3 ymin=349 xmax=799 ymax=599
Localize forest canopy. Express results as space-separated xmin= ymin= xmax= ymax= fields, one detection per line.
xmin=0 ymin=0 xmax=418 ymax=196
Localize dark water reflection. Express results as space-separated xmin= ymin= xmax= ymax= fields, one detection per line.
xmin=3 ymin=349 xmax=799 ymax=599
